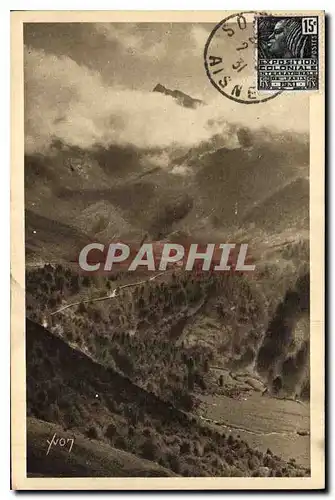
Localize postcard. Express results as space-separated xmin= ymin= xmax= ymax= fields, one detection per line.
xmin=11 ymin=10 xmax=325 ymax=490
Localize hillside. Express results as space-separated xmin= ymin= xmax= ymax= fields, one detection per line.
xmin=26 ymin=251 xmax=310 ymax=405
xmin=25 ymin=209 xmax=92 ymax=264
xmin=26 ymin=319 xmax=308 ymax=477
xmin=243 ymin=178 xmax=309 ymax=232
xmin=192 ymin=142 xmax=308 ymax=230
xmin=28 ymin=418 xmax=175 ymax=478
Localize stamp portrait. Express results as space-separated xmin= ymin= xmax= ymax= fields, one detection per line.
xmin=256 ymin=15 xmax=319 ymax=91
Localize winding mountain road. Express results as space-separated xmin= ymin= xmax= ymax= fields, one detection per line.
xmin=50 ymin=271 xmax=167 ymax=316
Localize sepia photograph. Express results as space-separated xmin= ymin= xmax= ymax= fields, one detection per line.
xmin=11 ymin=10 xmax=325 ymax=490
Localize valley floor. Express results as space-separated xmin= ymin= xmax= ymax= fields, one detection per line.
xmin=196 ymin=391 xmax=310 ymax=468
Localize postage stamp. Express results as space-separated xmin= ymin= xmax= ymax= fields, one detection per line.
xmin=256 ymin=15 xmax=319 ymax=91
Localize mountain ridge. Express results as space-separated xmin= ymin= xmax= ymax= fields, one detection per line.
xmin=153 ymin=83 xmax=204 ymax=109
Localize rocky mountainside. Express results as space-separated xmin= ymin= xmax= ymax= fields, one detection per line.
xmin=153 ymin=83 xmax=204 ymax=109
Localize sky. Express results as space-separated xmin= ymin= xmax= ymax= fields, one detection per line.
xmin=24 ymin=22 xmax=309 ymax=155
xmin=24 ymin=23 xmax=216 ymax=99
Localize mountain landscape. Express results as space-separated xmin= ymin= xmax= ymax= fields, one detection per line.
xmin=25 ymin=82 xmax=310 ymax=478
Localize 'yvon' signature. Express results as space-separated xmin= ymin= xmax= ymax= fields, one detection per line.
xmin=46 ymin=433 xmax=74 ymax=455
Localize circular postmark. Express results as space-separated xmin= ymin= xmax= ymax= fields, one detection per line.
xmin=204 ymin=11 xmax=281 ymax=104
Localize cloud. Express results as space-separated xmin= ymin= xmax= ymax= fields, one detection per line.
xmin=190 ymin=25 xmax=210 ymax=54
xmin=94 ymin=23 xmax=166 ymax=60
xmin=171 ymin=164 xmax=192 ymax=176
xmin=24 ymin=47 xmax=238 ymax=155
xmin=24 ymin=46 xmax=308 ymax=159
